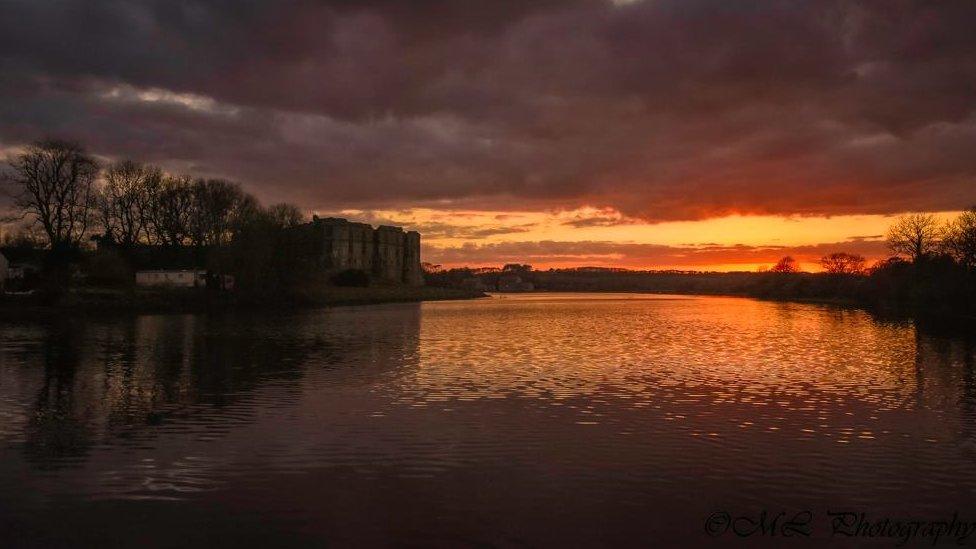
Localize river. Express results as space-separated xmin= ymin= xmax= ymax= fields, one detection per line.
xmin=2 ymin=294 xmax=975 ymax=546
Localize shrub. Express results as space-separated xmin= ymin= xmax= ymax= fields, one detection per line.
xmin=82 ymin=249 xmax=133 ymax=287
xmin=331 ymin=269 xmax=370 ymax=287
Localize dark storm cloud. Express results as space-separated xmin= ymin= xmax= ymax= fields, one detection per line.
xmin=320 ymin=210 xmax=539 ymax=240
xmin=561 ymin=208 xmax=637 ymax=228
xmin=1 ymin=0 xmax=975 ymax=219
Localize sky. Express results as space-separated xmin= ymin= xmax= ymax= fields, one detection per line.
xmin=1 ymin=0 xmax=974 ymax=271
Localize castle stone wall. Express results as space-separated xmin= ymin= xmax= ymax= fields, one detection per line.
xmin=403 ymin=231 xmax=423 ymax=285
xmin=304 ymin=217 xmax=423 ymax=285
xmin=374 ymin=226 xmax=405 ymax=281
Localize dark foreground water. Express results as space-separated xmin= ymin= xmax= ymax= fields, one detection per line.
xmin=2 ymin=294 xmax=976 ymax=547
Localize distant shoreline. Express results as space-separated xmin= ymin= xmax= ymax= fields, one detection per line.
xmin=428 ymin=263 xmax=976 ymax=324
xmin=486 ymin=288 xmax=976 ymax=325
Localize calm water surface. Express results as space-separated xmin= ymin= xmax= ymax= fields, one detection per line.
xmin=2 ymin=293 xmax=975 ymax=547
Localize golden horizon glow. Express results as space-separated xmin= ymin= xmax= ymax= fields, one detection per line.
xmin=323 ymin=207 xmax=962 ymax=272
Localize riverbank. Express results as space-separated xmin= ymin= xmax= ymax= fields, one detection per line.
xmin=0 ymin=286 xmax=487 ymax=318
xmin=430 ymin=263 xmax=976 ymax=322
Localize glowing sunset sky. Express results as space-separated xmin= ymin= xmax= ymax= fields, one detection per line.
xmin=1 ymin=1 xmax=974 ymax=271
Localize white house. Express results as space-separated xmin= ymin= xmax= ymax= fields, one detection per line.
xmin=135 ymin=270 xmax=208 ymax=288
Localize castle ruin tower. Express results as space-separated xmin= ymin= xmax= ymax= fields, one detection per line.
xmin=403 ymin=231 xmax=423 ymax=286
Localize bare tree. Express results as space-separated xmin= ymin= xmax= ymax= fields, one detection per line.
xmin=147 ymin=175 xmax=195 ymax=247
xmin=230 ymin=193 xmax=263 ymax=235
xmin=942 ymin=207 xmax=976 ymax=270
xmin=96 ymin=160 xmax=162 ymax=246
xmin=819 ymin=252 xmax=866 ymax=275
xmin=886 ymin=213 xmax=941 ymax=262
xmin=137 ymin=167 xmax=163 ymax=245
xmin=5 ymin=139 xmax=98 ymax=249
xmin=188 ymin=178 xmax=246 ymax=246
xmin=770 ymin=256 xmax=799 ymax=273
xmin=265 ymin=203 xmax=306 ymax=229
xmin=143 ymin=176 xmax=258 ymax=248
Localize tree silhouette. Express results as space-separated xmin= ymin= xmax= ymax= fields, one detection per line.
xmin=5 ymin=139 xmax=98 ymax=249
xmin=942 ymin=207 xmax=976 ymax=270
xmin=265 ymin=203 xmax=307 ymax=230
xmin=502 ymin=263 xmax=532 ymax=273
xmin=819 ymin=252 xmax=866 ymax=275
xmin=887 ymin=213 xmax=941 ymax=262
xmin=188 ymin=178 xmax=247 ymax=246
xmin=96 ymin=160 xmax=162 ymax=246
xmin=770 ymin=256 xmax=799 ymax=273
xmin=148 ymin=175 xmax=196 ymax=247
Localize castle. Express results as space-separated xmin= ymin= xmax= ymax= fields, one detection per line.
xmin=300 ymin=216 xmax=424 ymax=286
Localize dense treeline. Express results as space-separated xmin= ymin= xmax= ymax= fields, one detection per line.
xmin=4 ymin=139 xmax=304 ymax=249
xmin=427 ymin=211 xmax=976 ymax=318
xmin=1 ymin=138 xmax=315 ymax=296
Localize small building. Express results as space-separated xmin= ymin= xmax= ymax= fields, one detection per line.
xmin=135 ymin=270 xmax=208 ymax=288
xmin=0 ymin=248 xmax=44 ymax=291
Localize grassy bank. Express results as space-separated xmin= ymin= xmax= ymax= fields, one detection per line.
xmin=288 ymin=285 xmax=488 ymax=307
xmin=0 ymin=285 xmax=487 ymax=317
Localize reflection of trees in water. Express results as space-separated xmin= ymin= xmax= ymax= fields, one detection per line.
xmin=913 ymin=326 xmax=976 ymax=451
xmin=25 ymin=320 xmax=93 ymax=469
xmin=19 ymin=305 xmax=422 ymax=469
xmin=22 ymin=313 xmax=317 ymax=469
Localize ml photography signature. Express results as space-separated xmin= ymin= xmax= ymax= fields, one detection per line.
xmin=705 ymin=510 xmax=976 ymax=545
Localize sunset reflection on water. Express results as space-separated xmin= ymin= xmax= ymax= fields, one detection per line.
xmin=1 ymin=294 xmax=974 ymax=547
